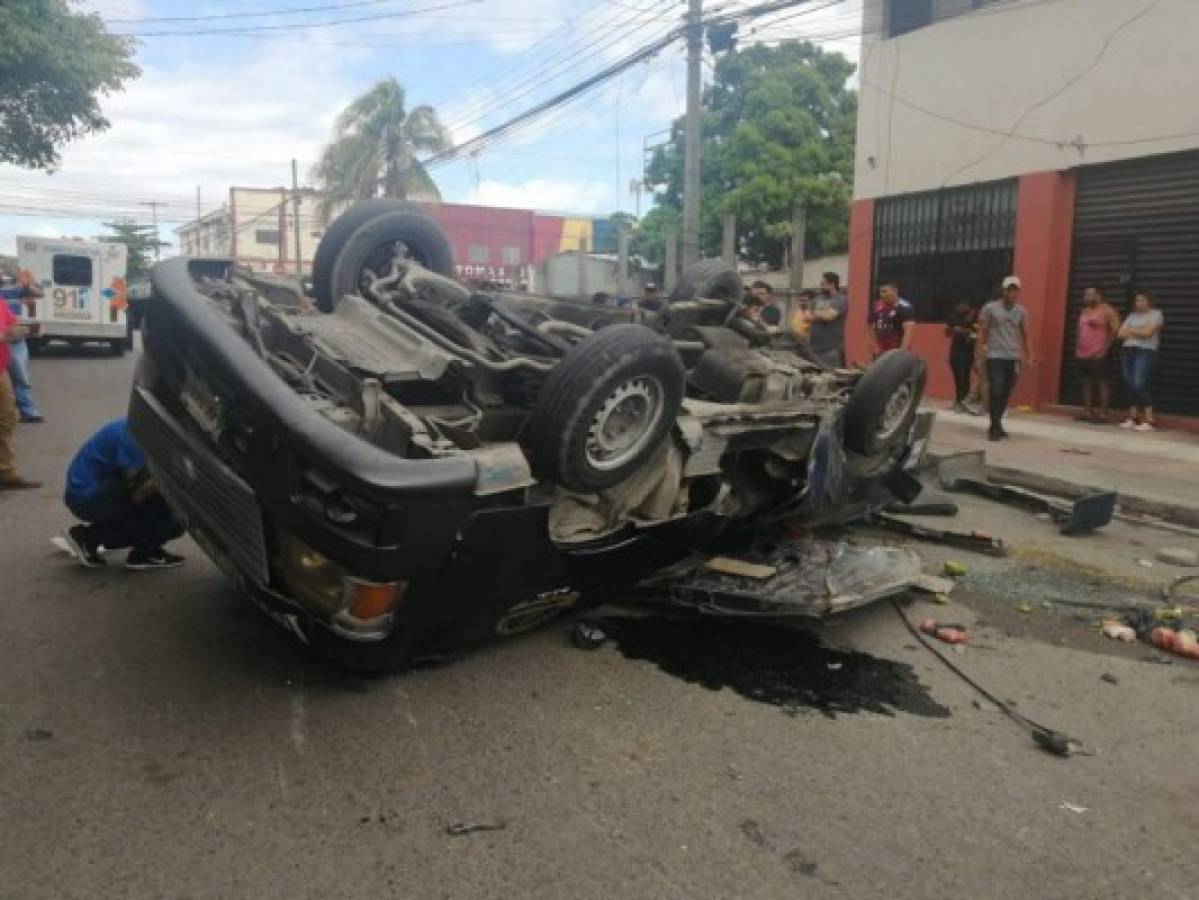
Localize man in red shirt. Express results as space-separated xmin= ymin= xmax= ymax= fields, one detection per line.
xmin=0 ymin=302 xmax=41 ymax=489
xmin=865 ymin=282 xmax=916 ymax=359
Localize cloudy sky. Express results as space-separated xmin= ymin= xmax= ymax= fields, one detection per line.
xmin=0 ymin=0 xmax=861 ymax=253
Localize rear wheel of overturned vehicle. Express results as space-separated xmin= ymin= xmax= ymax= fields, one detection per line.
xmin=527 ymin=325 xmax=685 ymax=494
xmin=313 ymin=202 xmax=455 ymax=313
xmin=843 ymin=349 xmax=927 ymax=462
xmin=311 ymin=199 xmax=411 ymax=311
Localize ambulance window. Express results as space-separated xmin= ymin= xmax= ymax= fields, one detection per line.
xmin=53 ymin=254 xmax=93 ymax=287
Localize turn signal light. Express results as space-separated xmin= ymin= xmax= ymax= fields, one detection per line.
xmin=345 ymin=579 xmax=404 ymax=622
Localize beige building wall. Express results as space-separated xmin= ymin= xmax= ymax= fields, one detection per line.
xmin=855 ymin=0 xmax=1199 ymax=199
xmin=177 ymin=187 xmax=326 ymax=272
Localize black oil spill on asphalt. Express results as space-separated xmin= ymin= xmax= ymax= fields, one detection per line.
xmin=600 ymin=617 xmax=950 ymax=719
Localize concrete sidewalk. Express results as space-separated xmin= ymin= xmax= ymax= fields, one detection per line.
xmin=925 ymin=402 xmax=1199 ymax=526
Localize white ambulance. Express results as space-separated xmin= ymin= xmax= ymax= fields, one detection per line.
xmin=17 ymin=236 xmax=131 ymax=355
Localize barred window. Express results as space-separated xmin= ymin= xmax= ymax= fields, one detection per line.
xmin=872 ymin=179 xmax=1017 ymax=323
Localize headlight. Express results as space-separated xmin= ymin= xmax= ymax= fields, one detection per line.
xmin=274 ymin=531 xmax=406 ymax=634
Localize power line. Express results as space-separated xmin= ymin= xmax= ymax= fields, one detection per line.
xmin=426 ymin=0 xmax=834 ymax=171
xmin=106 ymin=0 xmax=404 ymax=24
xmin=438 ymin=0 xmax=678 ymax=135
xmin=112 ymin=0 xmax=483 ymax=36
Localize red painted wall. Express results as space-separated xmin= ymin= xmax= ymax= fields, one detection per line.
xmin=845 ymin=198 xmax=874 ymax=366
xmin=418 ymin=203 xmax=570 ymax=282
xmin=532 ymin=216 xmax=566 ymax=263
xmin=1011 ymin=171 xmax=1076 ymax=407
xmin=847 ymin=172 xmax=1077 ymax=407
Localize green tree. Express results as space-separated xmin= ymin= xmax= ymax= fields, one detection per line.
xmin=644 ymin=41 xmax=856 ymax=267
xmin=313 ymin=77 xmax=452 ymax=223
xmin=97 ymin=219 xmax=165 ymax=280
xmin=630 ymin=205 xmax=679 ymax=265
xmin=0 ymin=0 xmax=138 ymax=170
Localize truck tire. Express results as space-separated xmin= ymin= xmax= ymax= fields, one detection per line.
xmin=318 ymin=208 xmax=456 ymax=313
xmin=527 ymin=325 xmax=684 ymax=493
xmin=843 ymin=350 xmax=927 ymax=458
xmin=670 ymin=259 xmax=743 ymax=301
xmin=311 ymin=199 xmax=412 ymax=312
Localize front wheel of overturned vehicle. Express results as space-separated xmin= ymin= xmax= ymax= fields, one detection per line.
xmin=527 ymin=324 xmax=685 ymax=494
xmin=843 ymin=349 xmax=927 ymax=459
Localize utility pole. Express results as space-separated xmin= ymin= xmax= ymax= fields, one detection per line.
xmin=139 ymin=200 xmax=163 ymax=262
xmin=681 ymin=0 xmax=703 ymax=269
xmin=617 ymin=222 xmax=632 ymax=297
xmin=721 ymin=213 xmax=736 ymax=264
xmin=291 ymin=159 xmax=304 ymax=276
xmin=629 ymin=179 xmax=643 ymax=219
xmin=789 ymin=206 xmax=807 ymax=294
xmin=664 ymin=226 xmax=679 ymax=294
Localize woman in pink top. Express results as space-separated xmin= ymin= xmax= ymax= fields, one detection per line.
xmin=1074 ymin=286 xmax=1120 ymax=423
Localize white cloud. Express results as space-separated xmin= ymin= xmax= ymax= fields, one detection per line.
xmin=0 ymin=34 xmax=378 ymax=231
xmin=471 ymin=177 xmax=612 ymax=214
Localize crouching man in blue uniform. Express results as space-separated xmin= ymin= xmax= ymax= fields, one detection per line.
xmin=62 ymin=419 xmax=185 ymax=570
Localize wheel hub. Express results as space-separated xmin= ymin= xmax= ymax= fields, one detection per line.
xmin=585 ymin=376 xmax=664 ymax=472
xmin=875 ymin=381 xmax=915 ymax=442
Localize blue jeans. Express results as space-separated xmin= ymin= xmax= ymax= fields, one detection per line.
xmin=6 ymin=340 xmax=40 ymax=418
xmin=1121 ymin=348 xmax=1156 ymax=409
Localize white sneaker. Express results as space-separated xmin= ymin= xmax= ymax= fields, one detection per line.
xmin=1119 ymin=419 xmax=1136 ymax=430
xmin=1134 ymin=422 xmax=1156 ymax=432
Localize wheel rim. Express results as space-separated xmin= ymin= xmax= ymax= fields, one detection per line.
xmin=875 ymin=379 xmax=916 ymax=443
xmin=585 ymin=375 xmax=665 ymax=472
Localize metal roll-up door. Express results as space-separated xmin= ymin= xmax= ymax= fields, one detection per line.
xmin=1063 ymin=151 xmax=1199 ymax=415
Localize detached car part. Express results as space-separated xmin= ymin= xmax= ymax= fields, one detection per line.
xmin=131 ymin=202 xmax=932 ymax=672
xmin=937 ymin=451 xmax=1116 ymax=535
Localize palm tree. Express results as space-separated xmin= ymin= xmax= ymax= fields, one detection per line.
xmin=313 ymin=77 xmax=452 ymax=223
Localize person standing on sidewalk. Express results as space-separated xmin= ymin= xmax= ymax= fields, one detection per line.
xmin=945 ymin=302 xmax=980 ymax=414
xmin=1074 ymin=286 xmax=1120 ymax=423
xmin=865 ymin=282 xmax=915 ymax=359
xmin=1117 ymin=290 xmax=1164 ymax=432
xmin=1 ymin=271 xmax=44 ymax=423
xmin=0 ymin=299 xmax=41 ymax=490
xmin=809 ymin=272 xmax=848 ymax=367
xmin=977 ymin=276 xmax=1035 ymax=441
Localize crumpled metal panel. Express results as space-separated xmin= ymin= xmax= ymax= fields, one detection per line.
xmin=640 ymin=537 xmax=923 ymax=619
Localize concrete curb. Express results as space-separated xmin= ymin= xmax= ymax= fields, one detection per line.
xmin=924 ymin=450 xmax=1199 ymax=531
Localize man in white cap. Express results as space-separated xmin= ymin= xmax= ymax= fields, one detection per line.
xmin=977 ymin=275 xmax=1035 ymax=440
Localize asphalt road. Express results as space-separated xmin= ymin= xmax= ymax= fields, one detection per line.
xmin=1 ymin=346 xmax=1196 ymax=900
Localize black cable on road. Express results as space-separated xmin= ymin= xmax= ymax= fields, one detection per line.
xmin=891 ymin=599 xmax=1087 ymax=758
